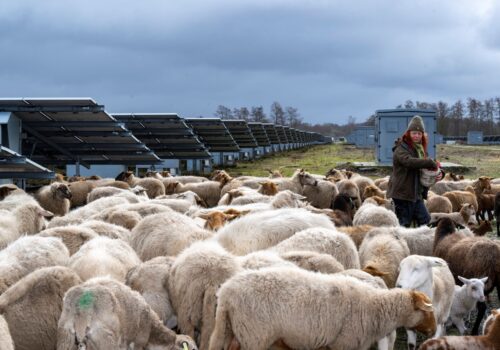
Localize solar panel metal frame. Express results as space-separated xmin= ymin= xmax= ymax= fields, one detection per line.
xmin=0 ymin=98 xmax=161 ymax=166
xmin=274 ymin=125 xmax=289 ymax=144
xmin=113 ymin=113 xmax=212 ymax=160
xmin=185 ymin=118 xmax=240 ymax=152
xmin=283 ymin=126 xmax=296 ymax=144
xmin=222 ymin=120 xmax=258 ymax=148
xmin=247 ymin=122 xmax=271 ymax=147
xmin=0 ymin=145 xmax=55 ymax=179
xmin=262 ymin=123 xmax=280 ymax=144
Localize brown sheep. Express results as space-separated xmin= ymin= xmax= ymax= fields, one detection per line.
xmin=34 ymin=182 xmax=72 ymax=217
xmin=258 ymin=181 xmax=279 ymax=195
xmin=336 ymin=179 xmax=361 ymax=209
xmin=115 ymin=171 xmax=165 ymax=198
xmin=0 ymin=184 xmax=19 ymax=201
xmin=67 ymin=180 xmax=97 ymax=207
xmin=198 ymin=210 xmax=248 ymax=231
xmin=426 ymin=193 xmax=453 ymax=214
xmin=363 ymin=185 xmax=385 ymax=199
xmin=337 ymin=225 xmax=375 ymax=248
xmin=443 ymin=189 xmax=478 ymax=212
xmin=471 ymin=220 xmax=493 ymax=236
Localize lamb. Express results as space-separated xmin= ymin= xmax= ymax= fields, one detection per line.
xmin=126 ymin=256 xmax=176 ymax=326
xmin=302 ymin=179 xmax=338 ymax=208
xmin=37 ymin=225 xmax=98 ymax=255
xmin=426 ymin=192 xmax=453 ymax=213
xmin=68 ymin=236 xmax=141 ymax=282
xmin=430 ymin=202 xmax=477 ymax=227
xmin=325 ymin=167 xmax=346 ymax=182
xmin=0 ymin=202 xmax=53 ymax=249
xmin=130 ymin=210 xmax=213 ymax=260
xmin=272 ymin=227 xmax=360 ymax=269
xmin=350 ymin=174 xmax=376 ymax=201
xmin=336 ymin=179 xmax=362 ymax=209
xmin=115 ymin=170 xmax=165 ymax=198
xmin=329 ymin=193 xmax=355 ymax=225
xmin=0 ymin=266 xmax=81 ymax=350
xmin=359 ymin=231 xmax=410 ymax=288
xmin=419 ymin=314 xmax=500 ymax=349
xmin=448 ymin=276 xmax=488 ymax=335
xmin=215 ymin=208 xmax=335 ymax=255
xmin=57 ymin=277 xmax=197 ymax=350
xmin=471 ymin=220 xmax=493 ymax=236
xmin=34 ymin=182 xmax=72 ymax=216
xmin=396 ymin=255 xmax=455 ymax=349
xmin=67 ymin=180 xmax=96 ymax=207
xmin=0 ymin=236 xmax=69 ymax=293
xmin=443 ymin=188 xmax=478 ymax=212
xmin=353 ymin=202 xmax=399 ymax=227
xmin=483 ymin=308 xmax=499 ymax=335
xmin=165 ymin=180 xmax=222 ymax=207
xmin=208 ymin=267 xmax=436 ymax=350
xmin=77 ymin=219 xmax=132 ymax=241
xmin=0 ymin=315 xmax=13 ymax=350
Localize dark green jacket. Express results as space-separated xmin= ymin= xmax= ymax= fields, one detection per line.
xmin=386 ymin=140 xmax=436 ymax=202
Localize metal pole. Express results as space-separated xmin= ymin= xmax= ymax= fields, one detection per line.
xmin=76 ymin=157 xmax=81 ymax=177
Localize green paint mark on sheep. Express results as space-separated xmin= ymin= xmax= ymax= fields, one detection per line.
xmin=182 ymin=342 xmax=189 ymax=350
xmin=78 ymin=291 xmax=94 ymax=309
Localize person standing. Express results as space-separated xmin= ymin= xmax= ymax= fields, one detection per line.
xmin=386 ymin=115 xmax=443 ymax=227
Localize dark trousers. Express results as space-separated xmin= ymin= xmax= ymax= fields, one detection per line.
xmin=393 ymin=198 xmax=430 ymax=227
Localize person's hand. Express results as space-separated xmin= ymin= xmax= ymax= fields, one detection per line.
xmin=435 ymin=171 xmax=444 ymax=182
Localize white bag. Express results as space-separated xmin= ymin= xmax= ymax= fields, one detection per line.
xmin=420 ymin=168 xmax=440 ymax=188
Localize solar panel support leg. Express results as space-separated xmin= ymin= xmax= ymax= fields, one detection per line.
xmin=75 ymin=158 xmax=81 ymax=177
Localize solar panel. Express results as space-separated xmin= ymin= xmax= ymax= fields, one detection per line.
xmin=113 ymin=113 xmax=211 ymax=160
xmin=222 ymin=120 xmax=258 ymax=148
xmin=262 ymin=123 xmax=280 ymax=144
xmin=185 ymin=118 xmax=240 ymax=152
xmin=0 ymin=98 xmax=161 ymax=166
xmin=274 ymin=125 xmax=289 ymax=144
xmin=247 ymin=122 xmax=271 ymax=147
xmin=283 ymin=126 xmax=296 ymax=144
xmin=0 ymin=146 xmax=55 ymax=179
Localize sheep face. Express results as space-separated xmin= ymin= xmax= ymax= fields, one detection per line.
xmin=165 ymin=182 xmax=180 ymax=194
xmin=258 ymin=181 xmax=278 ymax=195
xmin=53 ymin=183 xmax=72 ymax=199
xmin=363 ymin=185 xmax=384 ymax=199
xmin=115 ymin=171 xmax=134 ymax=183
xmin=298 ymin=171 xmax=318 ymax=187
xmin=268 ymin=169 xmax=283 ymax=178
xmin=458 ymin=276 xmax=488 ymax=303
xmin=476 ymin=176 xmax=492 ymax=191
xmin=407 ymin=291 xmax=436 ymax=337
xmin=396 ymin=256 xmax=445 ymax=290
xmin=200 ymin=210 xmax=244 ymax=231
xmin=325 ymin=168 xmax=345 ymax=181
xmin=0 ymin=184 xmax=18 ymax=200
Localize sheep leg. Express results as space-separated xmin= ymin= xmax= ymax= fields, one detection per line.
xmin=471 ymin=301 xmax=487 ymax=335
xmin=451 ymin=316 xmax=466 ymax=335
xmin=406 ymin=329 xmax=417 ymax=349
xmin=387 ymin=331 xmax=396 ymax=350
xmin=199 ymin=286 xmax=218 ymax=350
xmin=377 ymin=336 xmax=389 ymax=350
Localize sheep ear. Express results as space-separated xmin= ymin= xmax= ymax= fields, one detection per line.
xmin=293 ymin=193 xmax=307 ymax=200
xmin=427 ymin=257 xmax=445 ymax=267
xmin=38 ymin=208 xmax=54 ymax=218
xmin=480 ymin=277 xmax=488 ymax=284
xmin=197 ymin=212 xmax=212 ymax=220
xmin=458 ymin=276 xmax=470 ymax=285
xmin=412 ymin=291 xmax=434 ymax=312
xmin=258 ymin=181 xmax=268 ymax=185
xmin=363 ymin=265 xmax=389 ymax=277
xmin=492 ymin=309 xmax=500 ymax=316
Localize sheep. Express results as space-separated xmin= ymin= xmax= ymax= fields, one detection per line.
xmin=419 ymin=314 xmax=500 ymax=349
xmin=0 ymin=202 xmax=53 ymax=249
xmin=0 ymin=266 xmax=81 ymax=350
xmin=91 ymin=178 xmax=130 ymax=189
xmin=130 ymin=210 xmax=213 ymax=260
xmin=0 ymin=190 xmax=38 ymax=210
xmin=57 ymin=277 xmax=197 ymax=350
xmin=34 ymin=182 xmax=72 ymax=216
xmin=329 ymin=193 xmax=355 ymax=225
xmin=433 ymin=218 xmax=500 ymax=335
xmin=336 ymin=179 xmax=362 ymax=209
xmin=431 ymin=179 xmax=475 ymax=195
xmin=68 ymin=236 xmax=141 ymax=282
xmin=48 ymin=196 xmax=132 ymax=228
xmin=396 ymin=255 xmax=455 ymax=348
xmin=471 ymin=220 xmax=493 ymax=236
xmin=174 ymin=175 xmax=209 ymax=184
xmin=363 ymin=184 xmax=386 ymax=199
xmin=37 ymin=225 xmax=98 ymax=255
xmin=350 ymin=173 xmax=376 ymax=200
xmin=363 ymin=195 xmax=394 ymax=211
xmin=198 ymin=209 xmax=248 ymax=231
xmin=278 ymin=250 xmax=344 ymax=274
xmin=426 ymin=193 xmax=453 ymax=213
xmin=115 ymin=170 xmax=165 ymax=198
xmin=0 ymin=184 xmax=19 ymax=201
xmin=258 ymin=180 xmax=279 ymax=195
xmin=374 ymin=176 xmax=390 ymax=191
xmin=430 ymin=202 xmax=477 ymax=227
xmin=336 ymin=224 xmax=375 ymax=248
xmin=272 ymin=227 xmax=360 ymax=269
xmin=0 ymin=315 xmax=13 ymax=350
xmin=149 ymin=197 xmax=201 ymax=213
xmin=67 ymin=180 xmax=96 ymax=207
xmin=495 ymin=192 xmax=500 ymax=236
xmin=325 ymin=167 xmax=346 ymax=181
xmin=270 ymin=168 xmax=319 ymax=194
xmin=165 ymin=180 xmax=222 ymax=207
xmin=448 ymin=276 xmax=488 ymax=335
xmin=302 ymin=179 xmax=338 ymax=208
xmin=359 ymin=231 xmax=410 ymax=288
xmin=215 ymin=208 xmax=335 ymax=255
xmin=443 ymin=188 xmax=478 ymax=212
xmin=208 ymin=267 xmax=436 ymax=350
xmin=126 ymin=256 xmax=176 ymax=326
xmin=0 ymin=236 xmax=69 ymax=293
xmin=483 ymin=308 xmax=499 ymax=335
xmin=353 ymin=202 xmax=399 ymax=227
xmin=167 ymin=190 xmax=206 ymax=206
xmin=77 ymin=219 xmax=132 ymax=241
xmin=86 ymin=185 xmax=147 ymax=203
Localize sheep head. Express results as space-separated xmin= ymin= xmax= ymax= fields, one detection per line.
xmin=115 ymin=171 xmax=134 ymax=183
xmin=458 ymin=276 xmax=488 ymax=302
xmin=396 ymin=256 xmax=446 ymax=291
xmin=363 ymin=185 xmax=384 ymax=199
xmin=267 ymin=169 xmax=283 ymax=178
xmin=408 ymin=291 xmax=436 ymax=337
xmin=0 ymin=184 xmax=18 ymax=201
xmin=258 ymin=181 xmax=279 ymax=195
xmin=212 ymin=170 xmax=232 ymax=187
xmin=199 ymin=210 xmax=246 ymax=231
xmin=52 ymin=183 xmax=72 ymax=199
xmin=297 ymin=170 xmax=318 ymax=187
xmin=165 ymin=182 xmax=180 ymax=194
xmin=476 ymin=176 xmax=492 ymax=191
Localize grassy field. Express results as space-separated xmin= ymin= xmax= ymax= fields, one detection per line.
xmin=230 ymin=143 xmax=500 ymax=349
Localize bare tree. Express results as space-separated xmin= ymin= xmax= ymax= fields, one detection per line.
xmin=214 ymin=105 xmax=233 ymax=119
xmin=233 ymin=107 xmax=250 ymax=121
xmin=270 ymin=102 xmax=286 ymax=125
xmin=451 ymin=100 xmax=464 ymax=135
xmin=285 ymin=106 xmax=302 ymax=127
xmin=250 ymin=106 xmax=268 ymax=122
xmin=404 ymin=100 xmax=415 ymax=109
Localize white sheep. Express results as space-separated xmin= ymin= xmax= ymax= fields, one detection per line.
xmin=37 ymin=225 xmax=98 ymax=255
xmin=34 ymin=182 xmax=72 ymax=216
xmin=302 ymin=179 xmax=339 ymax=208
xmin=77 ymin=219 xmax=132 ymax=241
xmin=57 ymin=277 xmax=197 ymax=350
xmin=353 ymin=202 xmax=399 ymax=227
xmin=165 ymin=180 xmax=222 ymax=207
xmin=448 ymin=276 xmax=488 ymax=335
xmin=396 ymin=255 xmax=455 ymax=348
xmin=115 ymin=171 xmax=166 ymax=198
xmin=359 ymin=231 xmax=410 ymax=288
xmin=215 ymin=208 xmax=335 ymax=255
xmin=430 ymin=202 xmax=477 ymax=226
xmin=0 ymin=190 xmax=38 ymax=211
xmin=208 ymin=267 xmax=436 ymax=350
xmin=86 ymin=185 xmax=147 ymax=203
xmin=270 ymin=168 xmax=319 ymax=194
xmin=68 ymin=236 xmax=141 ymax=282
xmin=0 ymin=236 xmax=69 ymax=293
xmin=0 ymin=266 xmax=81 ymax=350
xmin=0 ymin=202 xmax=53 ymax=249
xmin=272 ymin=227 xmax=360 ymax=269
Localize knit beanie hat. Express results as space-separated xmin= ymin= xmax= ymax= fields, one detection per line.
xmin=407 ymin=115 xmax=425 ymax=133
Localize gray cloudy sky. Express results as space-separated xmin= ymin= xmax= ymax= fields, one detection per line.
xmin=1 ymin=0 xmax=499 ymax=124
